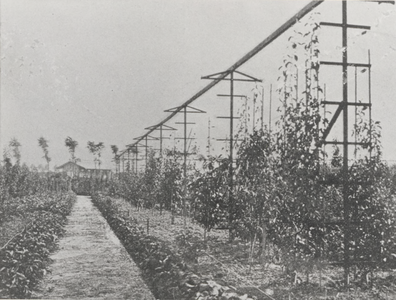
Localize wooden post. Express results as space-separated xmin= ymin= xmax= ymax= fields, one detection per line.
xmin=261 ymin=224 xmax=267 ymax=267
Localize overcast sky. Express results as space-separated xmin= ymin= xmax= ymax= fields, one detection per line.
xmin=1 ymin=0 xmax=395 ymax=170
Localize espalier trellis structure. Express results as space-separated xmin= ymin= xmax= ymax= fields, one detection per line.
xmin=116 ymin=0 xmax=395 ymax=284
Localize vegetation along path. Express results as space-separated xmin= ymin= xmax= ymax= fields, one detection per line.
xmin=34 ymin=195 xmax=154 ymax=300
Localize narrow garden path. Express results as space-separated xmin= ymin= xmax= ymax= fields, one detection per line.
xmin=34 ymin=196 xmax=154 ymax=300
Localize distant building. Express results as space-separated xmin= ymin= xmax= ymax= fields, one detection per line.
xmin=55 ymin=161 xmax=85 ymax=177
xmin=55 ymin=161 xmax=112 ymax=180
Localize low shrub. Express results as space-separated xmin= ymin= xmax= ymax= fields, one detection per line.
xmin=0 ymin=192 xmax=76 ymax=298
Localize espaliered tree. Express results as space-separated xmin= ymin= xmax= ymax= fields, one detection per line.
xmin=155 ymin=149 xmax=183 ymax=218
xmin=344 ymin=109 xmax=396 ymax=277
xmin=271 ymin=16 xmax=325 ymax=276
xmin=142 ymin=148 xmax=184 ymax=216
xmin=190 ymin=155 xmax=229 ymax=238
xmin=142 ymin=150 xmax=160 ymax=209
xmin=234 ymin=128 xmax=276 ymax=262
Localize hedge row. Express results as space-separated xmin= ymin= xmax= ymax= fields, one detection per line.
xmin=91 ymin=193 xmax=256 ymax=300
xmin=0 ymin=192 xmax=76 ymax=299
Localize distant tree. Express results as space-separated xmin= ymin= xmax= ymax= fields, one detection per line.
xmin=2 ymin=149 xmax=12 ymax=169
xmin=95 ymin=142 xmax=105 ymax=169
xmin=87 ymin=141 xmax=97 ymax=169
xmin=65 ymin=137 xmax=79 ymax=163
xmin=389 ymin=163 xmax=396 ymax=194
xmin=37 ymin=164 xmax=46 ymax=172
xmin=87 ymin=141 xmax=105 ymax=169
xmin=38 ymin=136 xmax=51 ymax=171
xmin=9 ymin=138 xmax=21 ymax=165
xmin=111 ymin=145 xmax=119 ymax=173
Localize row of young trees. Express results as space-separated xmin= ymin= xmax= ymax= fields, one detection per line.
xmin=109 ymin=129 xmax=395 ymax=276
xmin=108 ymin=19 xmax=396 ymax=283
xmin=109 ymin=125 xmax=395 ymax=282
xmin=2 ymin=136 xmax=107 ymax=172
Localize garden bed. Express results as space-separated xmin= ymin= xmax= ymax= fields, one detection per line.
xmin=97 ymin=194 xmax=396 ymax=300
xmin=91 ymin=193 xmax=257 ymax=300
xmin=0 ymin=191 xmax=76 ymax=299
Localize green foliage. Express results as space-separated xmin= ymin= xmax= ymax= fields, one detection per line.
xmin=0 ymin=192 xmax=76 ymax=298
xmin=87 ymin=141 xmax=105 ymax=169
xmin=64 ymin=136 xmax=79 ymax=163
xmin=8 ymin=138 xmax=22 ymax=165
xmin=156 ymin=150 xmax=183 ymax=212
xmin=234 ymin=129 xmax=275 ymax=241
xmin=109 ymin=148 xmax=184 ymax=214
xmin=142 ymin=150 xmax=160 ymax=208
xmin=38 ymin=137 xmax=51 ymax=169
xmin=347 ymin=157 xmax=396 ymax=269
xmin=0 ymin=163 xmax=70 ymax=223
xmin=91 ymin=192 xmax=190 ymax=299
xmin=190 ymin=156 xmax=229 ymax=232
xmin=110 ymin=145 xmax=118 ymax=155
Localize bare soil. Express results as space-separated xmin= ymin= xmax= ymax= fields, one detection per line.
xmin=33 ymin=196 xmax=154 ymax=300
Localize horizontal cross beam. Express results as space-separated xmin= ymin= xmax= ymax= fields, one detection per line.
xmin=217 ymin=94 xmax=246 ymax=98
xmin=175 ymin=121 xmax=196 ymax=125
xmin=320 ymin=61 xmax=371 ymax=68
xmin=323 ymin=141 xmax=370 ymax=146
xmin=322 ymin=101 xmax=371 ymax=107
xmin=320 ymin=22 xmax=370 ymax=30
xmin=145 ymin=124 xmax=177 ymax=131
xmin=217 ymin=116 xmax=240 ymax=119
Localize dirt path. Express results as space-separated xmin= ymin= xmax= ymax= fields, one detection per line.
xmin=34 ymin=196 xmax=154 ymax=300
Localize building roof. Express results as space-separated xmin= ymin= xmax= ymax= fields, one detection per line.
xmin=56 ymin=161 xmax=86 ymax=170
xmin=56 ymin=161 xmax=111 ymax=172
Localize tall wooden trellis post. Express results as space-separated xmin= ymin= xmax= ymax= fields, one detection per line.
xmin=317 ymin=0 xmax=394 ymax=285
xmin=202 ymin=70 xmax=261 ymax=239
xmin=126 ymin=148 xmax=130 ymax=173
xmin=145 ymin=124 xmax=177 ymax=157
xmin=133 ymin=135 xmax=159 ymax=170
xmin=127 ymin=145 xmax=138 ymax=173
xmin=130 ymin=143 xmax=147 ymax=173
xmin=165 ymin=105 xmax=206 ymax=226
xmin=114 ymin=154 xmax=120 ymax=176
